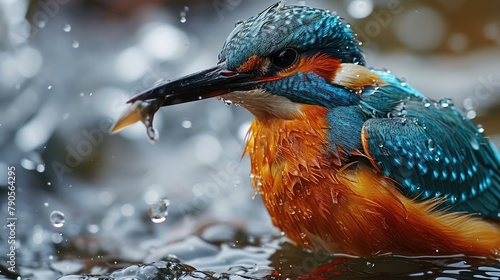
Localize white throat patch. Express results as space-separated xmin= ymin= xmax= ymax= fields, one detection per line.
xmin=221 ymin=89 xmax=303 ymax=120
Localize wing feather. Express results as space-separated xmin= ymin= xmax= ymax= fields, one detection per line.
xmin=358 ymin=73 xmax=500 ymax=218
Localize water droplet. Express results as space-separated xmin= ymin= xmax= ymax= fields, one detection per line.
xmin=79 ymin=92 xmax=84 ymax=97
xmin=44 ymin=202 xmax=49 ymax=207
xmin=466 ymin=110 xmax=477 ymax=119
xmin=422 ymin=98 xmax=431 ymax=108
xmin=63 ymin=23 xmax=71 ymax=32
xmin=252 ymin=191 xmax=260 ymax=200
xmin=288 ymin=206 xmax=296 ymax=214
xmin=438 ymin=98 xmax=449 ymax=108
xmin=148 ymin=199 xmax=170 ymax=223
xmin=463 ymin=98 xmax=475 ymax=110
xmin=426 ymin=139 xmax=435 ymax=151
xmin=121 ymin=204 xmax=135 ymax=217
xmin=434 ymin=154 xmax=441 ymax=162
xmin=477 ymin=124 xmax=484 ymax=134
xmin=47 ymin=182 xmax=52 ymax=186
xmin=72 ymin=40 xmax=79 ymax=48
xmin=469 ymin=135 xmax=480 ymax=150
xmin=278 ymin=199 xmax=283 ymax=206
xmin=20 ymin=157 xmax=36 ymax=170
xmin=181 ymin=120 xmax=192 ymax=128
xmin=146 ymin=126 xmax=159 ymax=144
xmin=38 ymin=20 xmax=46 ymax=28
xmin=87 ymin=224 xmax=99 ymax=234
xmin=223 ymin=99 xmax=233 ymax=106
xmin=48 ymin=85 xmax=52 ymax=89
xmin=277 ymin=0 xmax=286 ymax=9
xmin=366 ymin=261 xmax=375 ymax=268
xmin=299 ymin=232 xmax=307 ymax=239
xmin=179 ymin=6 xmax=189 ymax=23
xmin=50 ymin=211 xmax=65 ymax=228
xmin=36 ymin=164 xmax=45 ymax=173
xmin=52 ymin=232 xmax=63 ymax=244
xmin=256 ymin=177 xmax=263 ymax=187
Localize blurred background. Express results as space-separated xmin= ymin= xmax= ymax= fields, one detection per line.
xmin=0 ymin=0 xmax=499 ymax=279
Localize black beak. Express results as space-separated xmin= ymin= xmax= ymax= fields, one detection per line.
xmin=128 ymin=63 xmax=259 ymax=106
xmin=110 ymin=63 xmax=263 ymax=141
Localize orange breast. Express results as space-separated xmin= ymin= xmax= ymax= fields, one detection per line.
xmin=244 ymin=104 xmax=500 ymax=257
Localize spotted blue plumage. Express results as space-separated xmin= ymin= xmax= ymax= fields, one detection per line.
xmin=360 ymin=74 xmax=500 ymax=218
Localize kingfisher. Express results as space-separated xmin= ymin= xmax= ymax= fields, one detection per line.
xmin=111 ymin=3 xmax=500 ymax=257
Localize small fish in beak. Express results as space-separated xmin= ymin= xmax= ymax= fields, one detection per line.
xmin=110 ymin=97 xmax=164 ymax=143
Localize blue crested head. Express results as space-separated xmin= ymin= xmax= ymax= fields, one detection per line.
xmin=218 ymin=3 xmax=365 ymax=71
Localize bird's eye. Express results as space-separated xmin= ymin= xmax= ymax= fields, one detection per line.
xmin=271 ymin=48 xmax=298 ymax=68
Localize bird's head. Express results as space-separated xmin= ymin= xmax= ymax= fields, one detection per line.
xmin=111 ymin=3 xmax=379 ymax=136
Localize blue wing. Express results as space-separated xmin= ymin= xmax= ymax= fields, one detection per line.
xmin=360 ymin=70 xmax=500 ymax=218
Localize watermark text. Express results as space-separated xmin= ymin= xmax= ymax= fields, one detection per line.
xmin=6 ymin=165 xmax=17 ymax=273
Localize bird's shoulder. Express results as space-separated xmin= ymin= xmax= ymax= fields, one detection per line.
xmin=355 ymin=69 xmax=500 ymax=218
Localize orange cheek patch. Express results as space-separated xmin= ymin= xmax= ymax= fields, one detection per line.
xmin=280 ymin=54 xmax=341 ymax=80
xmin=237 ymin=55 xmax=264 ymax=73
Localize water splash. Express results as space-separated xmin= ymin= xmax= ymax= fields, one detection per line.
xmin=148 ymin=198 xmax=170 ymax=223
xmin=50 ymin=211 xmax=66 ymax=228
